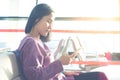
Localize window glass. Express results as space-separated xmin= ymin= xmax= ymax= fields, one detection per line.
xmin=0 ymin=0 xmax=36 ymax=16
xmin=0 ymin=0 xmax=119 ymax=54
xmin=38 ymin=0 xmax=119 ymax=17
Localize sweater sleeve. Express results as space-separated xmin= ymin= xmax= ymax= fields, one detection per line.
xmin=19 ymin=38 xmax=64 ymax=80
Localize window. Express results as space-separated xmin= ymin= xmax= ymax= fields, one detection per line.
xmin=0 ymin=0 xmax=119 ymax=53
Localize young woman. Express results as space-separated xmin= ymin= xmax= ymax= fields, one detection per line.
xmin=17 ymin=3 xmax=108 ymax=80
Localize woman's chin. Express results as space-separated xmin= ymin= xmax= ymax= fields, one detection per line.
xmin=42 ymin=34 xmax=47 ymax=37
xmin=41 ymin=32 xmax=48 ymax=37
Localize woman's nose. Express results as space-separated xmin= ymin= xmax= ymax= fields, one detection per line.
xmin=48 ymin=24 xmax=52 ymax=29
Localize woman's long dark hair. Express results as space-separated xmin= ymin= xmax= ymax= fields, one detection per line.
xmin=25 ymin=3 xmax=54 ymax=42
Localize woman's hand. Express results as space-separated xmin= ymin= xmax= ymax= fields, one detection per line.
xmin=59 ymin=49 xmax=80 ymax=65
xmin=63 ymin=71 xmax=81 ymax=76
xmin=59 ymin=54 xmax=72 ymax=65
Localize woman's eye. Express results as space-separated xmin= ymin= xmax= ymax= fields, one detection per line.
xmin=47 ymin=19 xmax=52 ymax=24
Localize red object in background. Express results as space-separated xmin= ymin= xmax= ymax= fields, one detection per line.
xmin=105 ymin=52 xmax=111 ymax=60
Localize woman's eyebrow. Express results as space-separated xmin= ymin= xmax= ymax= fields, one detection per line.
xmin=48 ymin=18 xmax=53 ymax=22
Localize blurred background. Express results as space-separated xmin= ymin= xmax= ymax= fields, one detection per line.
xmin=0 ymin=0 xmax=120 ymax=57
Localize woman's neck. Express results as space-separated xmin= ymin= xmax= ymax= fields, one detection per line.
xmin=27 ymin=33 xmax=40 ymax=41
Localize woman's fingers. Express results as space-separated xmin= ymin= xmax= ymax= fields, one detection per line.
xmin=60 ymin=49 xmax=80 ymax=65
xmin=64 ymin=71 xmax=80 ymax=76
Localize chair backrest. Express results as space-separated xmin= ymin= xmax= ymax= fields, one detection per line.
xmin=0 ymin=51 xmax=24 ymax=80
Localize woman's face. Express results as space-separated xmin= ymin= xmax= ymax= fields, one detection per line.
xmin=35 ymin=13 xmax=55 ymax=37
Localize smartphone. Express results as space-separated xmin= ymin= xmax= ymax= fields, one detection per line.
xmin=68 ymin=51 xmax=78 ymax=58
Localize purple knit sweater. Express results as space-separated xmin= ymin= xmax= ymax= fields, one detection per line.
xmin=17 ymin=36 xmax=74 ymax=80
